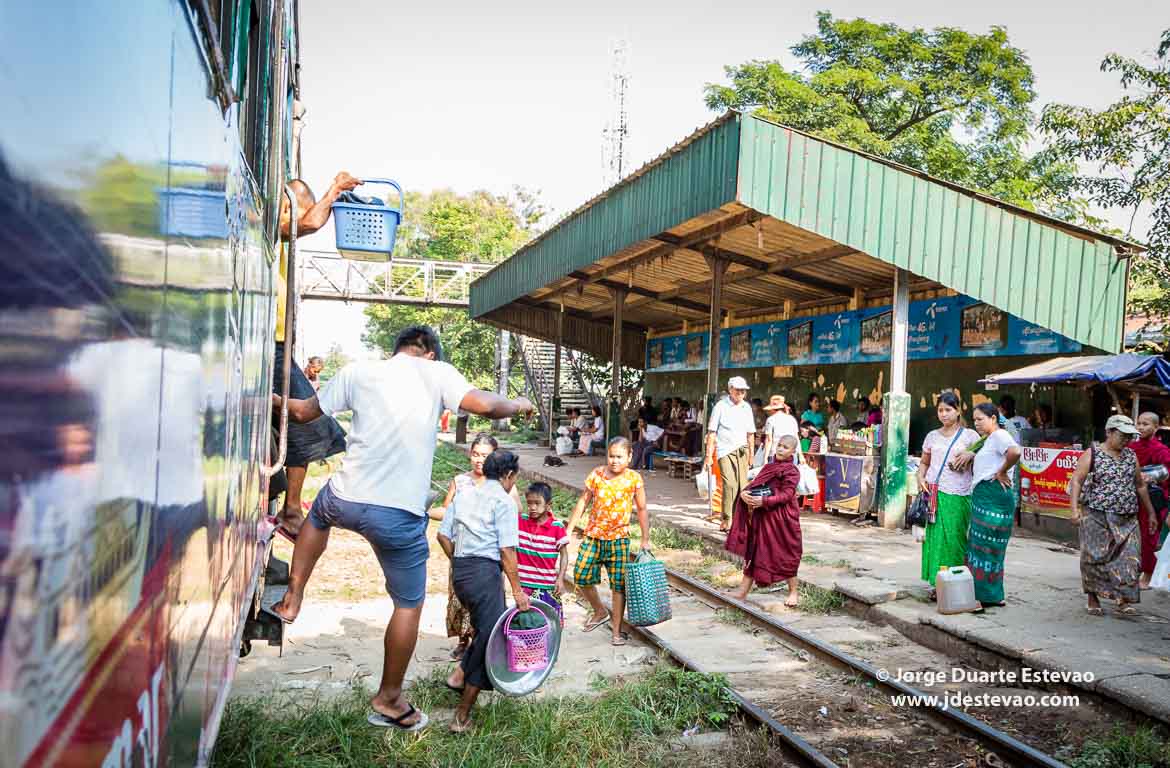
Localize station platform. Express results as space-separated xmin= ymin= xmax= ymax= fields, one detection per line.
xmin=482 ymin=437 xmax=1170 ymax=725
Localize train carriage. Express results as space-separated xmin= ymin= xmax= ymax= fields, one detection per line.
xmin=0 ymin=1 xmax=299 ymax=764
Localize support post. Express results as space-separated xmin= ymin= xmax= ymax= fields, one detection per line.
xmin=493 ymin=330 xmax=512 ymax=431
xmin=609 ymin=288 xmax=626 ymax=440
xmin=704 ymin=255 xmax=729 ymax=415
xmin=879 ymin=267 xmax=912 ymax=528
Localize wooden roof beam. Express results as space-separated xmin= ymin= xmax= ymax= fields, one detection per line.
xmin=567 ymin=271 xmax=711 ymax=316
xmin=534 ymin=209 xmax=764 ymax=301
xmin=513 ymin=296 xmax=649 ymax=333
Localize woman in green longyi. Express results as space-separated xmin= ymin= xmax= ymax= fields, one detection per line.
xmin=951 ymin=403 xmax=1022 ymax=607
xmin=917 ymin=392 xmax=980 ymax=599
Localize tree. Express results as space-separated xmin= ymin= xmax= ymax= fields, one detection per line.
xmin=362 ymin=187 xmax=546 ymax=390
xmin=1040 ymin=29 xmax=1170 ymax=329
xmin=317 ymin=342 xmax=350 ymax=384
xmin=704 ymin=12 xmax=1077 ymax=211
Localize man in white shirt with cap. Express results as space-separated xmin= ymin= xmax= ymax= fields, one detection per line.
xmin=705 ymin=376 xmax=756 ymax=532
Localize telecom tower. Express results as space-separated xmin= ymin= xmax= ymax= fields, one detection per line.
xmin=602 ymin=39 xmax=630 ymax=188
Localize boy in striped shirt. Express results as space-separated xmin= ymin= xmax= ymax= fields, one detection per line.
xmin=518 ymin=483 xmax=569 ymax=617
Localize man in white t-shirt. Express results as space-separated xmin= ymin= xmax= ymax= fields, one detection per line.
xmin=705 ymin=376 xmax=756 ymax=531
xmin=272 ymin=325 xmax=532 ymax=732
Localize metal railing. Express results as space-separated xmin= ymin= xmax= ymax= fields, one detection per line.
xmin=298 ymin=249 xmax=492 ymax=306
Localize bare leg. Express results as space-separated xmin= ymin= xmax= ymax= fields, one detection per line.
xmin=451 ymin=685 xmax=480 ymax=732
xmin=272 ymin=522 xmax=330 ymax=622
xmin=784 ymin=577 xmax=800 ymax=606
xmin=1086 ymin=592 xmax=1102 ymax=615
xmin=369 ymin=604 xmax=425 ymax=727
xmin=729 ymin=574 xmax=752 ymax=601
xmin=611 ymin=591 xmax=627 ymax=642
xmin=280 ymin=466 xmax=308 ymax=533
xmin=577 ymin=585 xmax=608 ymax=624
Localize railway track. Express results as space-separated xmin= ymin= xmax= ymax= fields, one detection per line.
xmin=434 ymin=445 xmax=1072 ymax=766
xmin=627 ymin=568 xmax=1069 ymax=768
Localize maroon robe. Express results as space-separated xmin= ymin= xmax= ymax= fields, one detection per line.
xmin=725 ymin=459 xmax=802 ymax=585
xmin=1132 ymin=436 xmax=1170 ymax=575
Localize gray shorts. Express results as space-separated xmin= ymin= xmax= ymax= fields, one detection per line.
xmin=308 ymin=481 xmax=429 ymax=608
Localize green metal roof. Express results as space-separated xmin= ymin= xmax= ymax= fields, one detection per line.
xmin=472 ymin=112 xmax=1138 ymax=353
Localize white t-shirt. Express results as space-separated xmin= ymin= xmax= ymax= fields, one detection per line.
xmin=764 ymin=412 xmax=800 ymax=449
xmin=592 ymin=416 xmax=605 ymax=441
xmin=707 ymin=396 xmax=755 ymax=459
xmin=972 ymin=428 xmax=1018 ymax=487
xmin=318 ymin=355 xmax=473 ymax=515
xmin=922 ymin=427 xmax=980 ymax=496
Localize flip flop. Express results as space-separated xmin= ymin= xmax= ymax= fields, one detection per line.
xmin=1086 ymin=605 xmax=1103 ymax=616
xmin=583 ymin=611 xmax=611 ymax=632
xmin=449 ymin=715 xmax=474 ymax=735
xmin=367 ymin=704 xmax=429 ymax=732
xmin=1118 ymin=603 xmax=1138 ymax=615
xmin=611 ymin=635 xmax=627 ymax=647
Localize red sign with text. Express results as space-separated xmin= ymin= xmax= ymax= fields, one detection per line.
xmin=1019 ymin=446 xmax=1082 ymax=508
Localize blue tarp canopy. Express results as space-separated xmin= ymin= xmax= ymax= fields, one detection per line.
xmin=981 ymin=354 xmax=1170 ymax=391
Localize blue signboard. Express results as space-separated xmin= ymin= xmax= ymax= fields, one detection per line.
xmin=645 ymin=293 xmax=1080 ymax=373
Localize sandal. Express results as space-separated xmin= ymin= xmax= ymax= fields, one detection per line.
xmin=1118 ymin=603 xmax=1138 ymax=615
xmin=367 ymin=704 xmax=429 ymax=732
xmin=449 ymin=714 xmax=474 ymax=734
xmin=583 ymin=611 xmax=611 ymax=632
xmin=1086 ymin=605 xmax=1103 ymax=616
xmin=611 ymin=635 xmax=627 ymax=647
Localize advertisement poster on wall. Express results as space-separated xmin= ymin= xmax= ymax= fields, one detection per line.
xmin=787 ymin=320 xmax=813 ymax=363
xmin=1018 ymin=446 xmax=1081 ymax=508
xmin=908 ymin=299 xmax=953 ymax=358
xmin=685 ymin=335 xmax=705 ymax=367
xmin=960 ymin=302 xmax=1006 ymax=350
xmin=812 ymin=312 xmax=855 ymax=363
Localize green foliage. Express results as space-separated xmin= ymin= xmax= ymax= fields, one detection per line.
xmin=212 ymin=663 xmax=738 ymax=767
xmin=795 ymin=583 xmax=845 ymax=614
xmin=362 ymin=187 xmax=545 ymax=389
xmin=363 ymin=304 xmax=501 ymax=389
xmin=1040 ymin=28 xmax=1170 ymax=324
xmin=317 ymin=342 xmax=350 ymax=384
xmin=704 ymin=12 xmax=1078 ymax=211
xmin=1067 ymin=726 xmax=1170 ymax=768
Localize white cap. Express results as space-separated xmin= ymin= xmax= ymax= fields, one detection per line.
xmin=727 ymin=376 xmax=750 ymax=390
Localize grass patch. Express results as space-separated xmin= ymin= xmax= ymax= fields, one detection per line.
xmin=800 ymin=554 xmax=850 ymax=568
xmin=714 ymin=608 xmax=755 ymax=632
xmin=212 ymin=663 xmax=738 ymax=768
xmin=1066 ymin=727 xmax=1170 ymax=768
xmin=795 ymin=583 xmax=845 ymax=614
xmin=628 ymin=526 xmax=704 ymax=553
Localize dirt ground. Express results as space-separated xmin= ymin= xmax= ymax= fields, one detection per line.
xmin=231 ymin=519 xmax=657 ymax=705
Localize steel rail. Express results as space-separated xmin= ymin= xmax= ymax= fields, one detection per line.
xmin=663 ymin=569 xmax=1068 ymax=768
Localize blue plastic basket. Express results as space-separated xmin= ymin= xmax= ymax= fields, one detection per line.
xmin=158 ymin=187 xmax=228 ymax=239
xmin=331 ymin=178 xmax=403 ymax=262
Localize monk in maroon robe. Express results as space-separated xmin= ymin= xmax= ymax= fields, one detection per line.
xmin=1133 ymin=412 xmax=1170 ymax=587
xmin=726 ymin=434 xmax=802 ymax=606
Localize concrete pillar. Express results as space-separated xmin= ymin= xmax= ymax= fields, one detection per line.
xmin=879 ymin=267 xmax=912 ymax=528
xmin=704 ymin=255 xmax=728 ymax=414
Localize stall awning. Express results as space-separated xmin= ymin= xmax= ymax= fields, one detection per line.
xmin=981 ymin=354 xmax=1170 ymax=390
xmin=471 ymin=112 xmax=1142 ymax=364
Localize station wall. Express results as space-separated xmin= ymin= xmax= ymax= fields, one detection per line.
xmin=645 ymin=355 xmax=1103 ymax=452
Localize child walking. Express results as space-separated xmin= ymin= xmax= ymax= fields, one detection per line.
xmin=567 ymin=437 xmax=650 ymax=646
xmin=517 ymin=482 xmax=569 ymax=621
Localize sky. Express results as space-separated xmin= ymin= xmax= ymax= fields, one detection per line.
xmin=293 ymin=0 xmax=1163 ymax=362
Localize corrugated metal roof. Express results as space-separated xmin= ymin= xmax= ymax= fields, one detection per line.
xmin=472 ymin=111 xmax=1139 ymax=354
xmin=737 ymin=115 xmax=1134 ymax=352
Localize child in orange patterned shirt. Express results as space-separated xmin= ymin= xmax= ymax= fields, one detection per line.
xmin=567 ymin=436 xmax=650 ymax=646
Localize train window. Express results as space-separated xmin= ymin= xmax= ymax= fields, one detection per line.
xmin=240 ymin=1 xmax=270 ymax=183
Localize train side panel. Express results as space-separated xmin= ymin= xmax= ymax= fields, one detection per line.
xmin=0 ymin=1 xmax=291 ymax=765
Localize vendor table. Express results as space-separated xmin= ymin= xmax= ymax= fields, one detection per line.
xmin=823 ymin=452 xmax=880 ymax=515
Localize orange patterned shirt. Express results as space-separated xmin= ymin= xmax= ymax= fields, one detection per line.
xmin=583 ymin=467 xmax=644 ymax=541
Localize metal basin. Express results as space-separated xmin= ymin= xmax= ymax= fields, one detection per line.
xmin=484 ymin=600 xmax=562 ymax=697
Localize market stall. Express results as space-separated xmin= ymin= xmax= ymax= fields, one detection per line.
xmin=981 ymin=354 xmax=1170 ymax=537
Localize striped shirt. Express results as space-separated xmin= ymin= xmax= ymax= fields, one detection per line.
xmin=516 ymin=514 xmax=569 ymax=590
